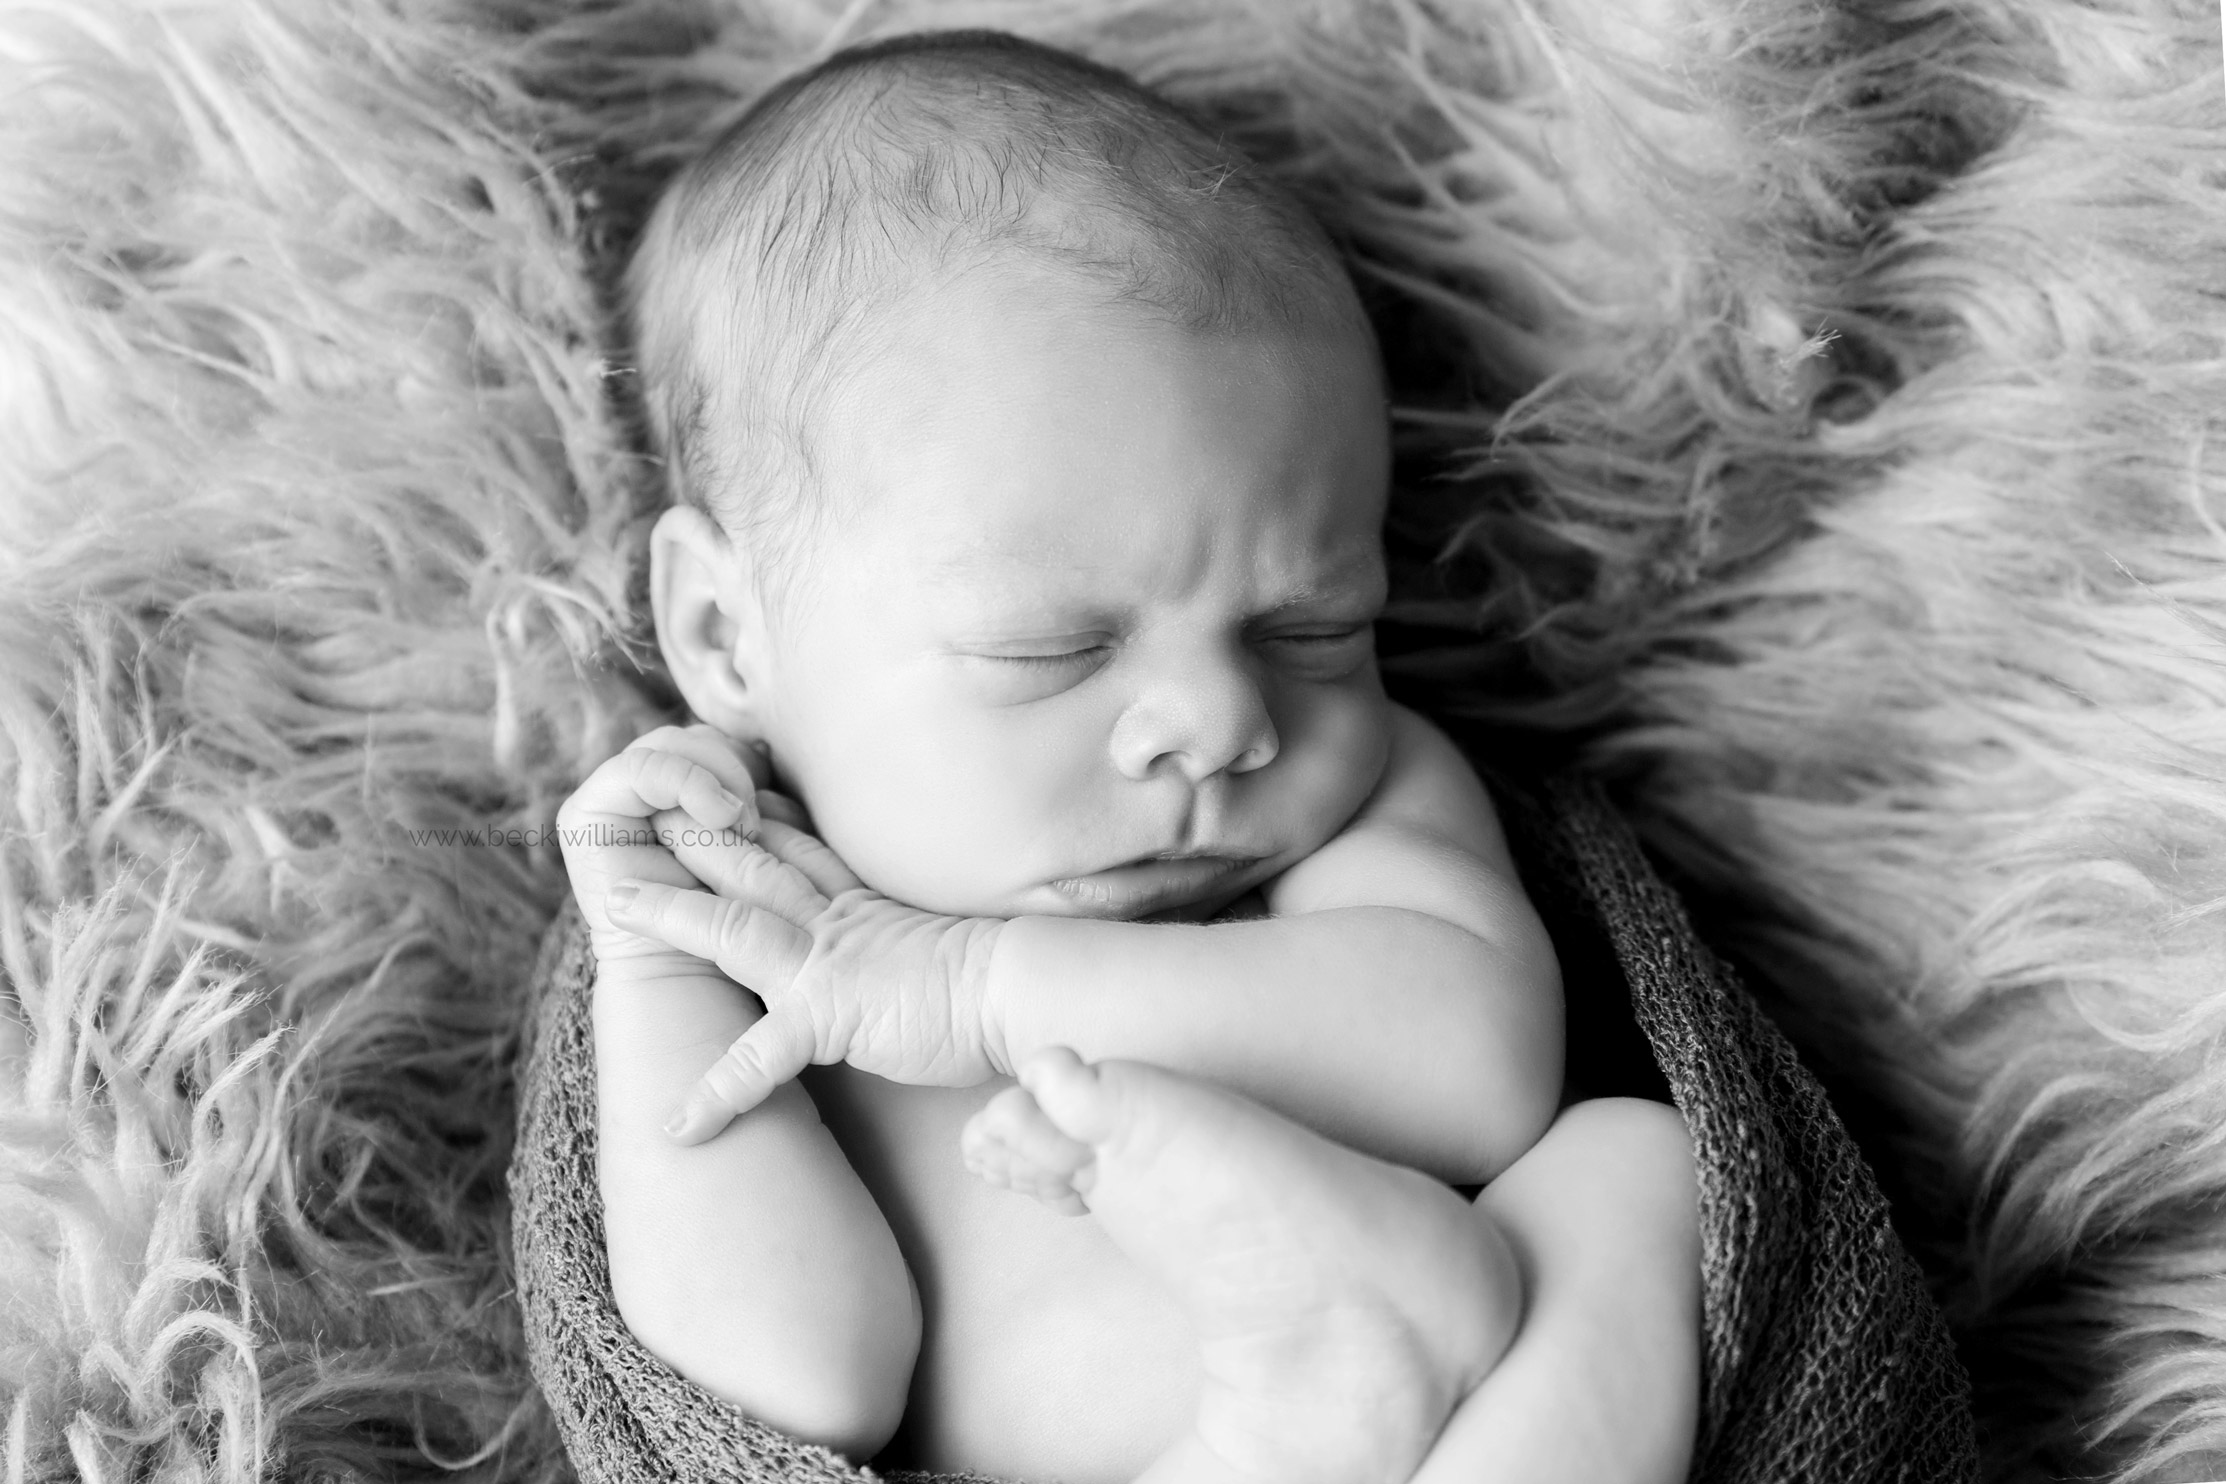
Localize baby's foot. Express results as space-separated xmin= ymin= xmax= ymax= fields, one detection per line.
xmin=961 ymin=1048 xmax=1520 ymax=1484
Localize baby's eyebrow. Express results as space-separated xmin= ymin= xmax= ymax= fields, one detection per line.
xmin=921 ymin=571 xmax=1110 ymax=632
xmin=1258 ymin=584 xmax=1373 ymax=612
xmin=1255 ymin=556 xmax=1387 ymax=612
xmin=919 ymin=546 xmax=1385 ymax=619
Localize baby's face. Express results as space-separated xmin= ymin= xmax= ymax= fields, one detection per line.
xmin=721 ymin=267 xmax=1392 ymax=921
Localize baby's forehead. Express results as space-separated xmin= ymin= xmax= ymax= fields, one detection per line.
xmin=635 ymin=32 xmax=1380 ymax=608
xmin=844 ymin=431 xmax=1386 ymax=611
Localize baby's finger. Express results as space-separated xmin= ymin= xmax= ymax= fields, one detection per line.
xmin=756 ymin=790 xmax=811 ymax=831
xmin=645 ymin=747 xmax=755 ymax=835
xmin=607 ymin=878 xmax=809 ymax=990
xmin=661 ymin=830 xmax=829 ymax=926
xmin=664 ymin=1010 xmax=818 ymax=1144
xmin=626 ymin=723 xmax=767 ymax=802
xmin=751 ymin=819 xmax=866 ymax=899
xmin=648 ymin=805 xmax=752 ymax=863
xmin=573 ymin=747 xmax=753 ymax=834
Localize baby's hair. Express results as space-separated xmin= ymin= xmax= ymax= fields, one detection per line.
xmin=622 ymin=28 xmax=1370 ymax=589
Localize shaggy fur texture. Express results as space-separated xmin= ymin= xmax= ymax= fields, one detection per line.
xmin=0 ymin=1 xmax=2216 ymax=1482
xmin=1411 ymin=5 xmax=2226 ymax=1479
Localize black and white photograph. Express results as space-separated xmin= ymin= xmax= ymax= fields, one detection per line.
xmin=1 ymin=3 xmax=2218 ymax=1482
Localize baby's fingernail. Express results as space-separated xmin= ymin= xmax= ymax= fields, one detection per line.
xmin=714 ymin=786 xmax=747 ymax=817
xmin=662 ymin=1109 xmax=687 ymax=1138
xmin=608 ymin=880 xmax=641 ymax=915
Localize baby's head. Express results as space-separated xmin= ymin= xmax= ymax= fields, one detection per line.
xmin=631 ymin=30 xmax=1394 ymax=921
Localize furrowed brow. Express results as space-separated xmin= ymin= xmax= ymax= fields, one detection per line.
xmin=1259 ymin=555 xmax=1386 ymax=613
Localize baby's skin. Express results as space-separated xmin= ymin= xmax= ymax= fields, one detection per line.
xmin=557 ymin=262 xmax=1699 ymax=1484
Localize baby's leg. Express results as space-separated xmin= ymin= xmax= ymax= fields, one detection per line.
xmin=1411 ymin=1098 xmax=1701 ymax=1484
xmin=963 ymin=1048 xmax=1520 ymax=1484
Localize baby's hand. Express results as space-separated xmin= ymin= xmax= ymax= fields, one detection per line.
xmin=555 ymin=723 xmax=766 ymax=971
xmin=605 ymin=835 xmax=1006 ymax=1145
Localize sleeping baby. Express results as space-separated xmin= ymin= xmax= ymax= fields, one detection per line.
xmin=555 ymin=29 xmax=1699 ymax=1484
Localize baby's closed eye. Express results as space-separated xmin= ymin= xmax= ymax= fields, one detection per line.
xmin=992 ymin=645 xmax=1112 ymax=669
xmin=952 ymin=640 xmax=1115 ymax=702
xmin=1253 ymin=623 xmax=1373 ymax=678
xmin=952 ymin=621 xmax=1376 ymax=702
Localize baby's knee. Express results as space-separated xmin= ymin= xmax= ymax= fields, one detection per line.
xmin=1550 ymin=1098 xmax=1693 ymax=1209
xmin=1572 ymin=1093 xmax=1690 ymax=1155
xmin=1485 ymin=1098 xmax=1698 ymax=1277
xmin=1553 ymin=1095 xmax=1688 ymax=1148
xmin=609 ymin=1245 xmax=919 ymax=1461
xmin=1469 ymin=1099 xmax=1701 ymax=1478
xmin=614 ymin=1281 xmax=917 ymax=1459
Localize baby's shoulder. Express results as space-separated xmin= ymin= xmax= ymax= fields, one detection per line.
xmin=1352 ymin=704 xmax=1502 ymax=849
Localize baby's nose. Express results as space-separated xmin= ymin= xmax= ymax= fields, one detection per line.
xmin=1108 ymin=656 xmax=1279 ymax=784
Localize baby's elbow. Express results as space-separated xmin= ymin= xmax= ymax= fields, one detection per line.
xmin=613 ymin=1261 xmax=920 ymax=1462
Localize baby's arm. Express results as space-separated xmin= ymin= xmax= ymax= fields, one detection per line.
xmin=989 ymin=704 xmax=1561 ymax=1184
xmin=612 ymin=707 xmax=1557 ymax=1185
xmin=559 ymin=726 xmax=918 ymax=1457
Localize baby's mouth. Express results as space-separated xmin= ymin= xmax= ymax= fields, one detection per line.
xmin=1046 ymin=853 xmax=1258 ymax=919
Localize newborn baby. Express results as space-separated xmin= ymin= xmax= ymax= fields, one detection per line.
xmin=557 ymin=29 xmax=1698 ymax=1484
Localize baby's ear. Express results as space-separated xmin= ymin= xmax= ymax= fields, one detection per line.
xmin=648 ymin=504 xmax=765 ymax=737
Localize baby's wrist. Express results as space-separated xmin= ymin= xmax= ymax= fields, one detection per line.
xmin=967 ymin=916 xmax=1016 ymax=1077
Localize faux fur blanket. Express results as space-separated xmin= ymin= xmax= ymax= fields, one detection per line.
xmin=2 ymin=1 xmax=2218 ymax=1482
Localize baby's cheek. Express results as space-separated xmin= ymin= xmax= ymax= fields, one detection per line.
xmin=1282 ymin=685 xmax=1393 ymax=825
xmin=808 ymin=758 xmax=1051 ymax=917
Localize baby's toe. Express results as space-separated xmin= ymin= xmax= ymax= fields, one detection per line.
xmin=1014 ymin=1045 xmax=1126 ymax=1148
xmin=961 ymin=1083 xmax=1097 ymax=1215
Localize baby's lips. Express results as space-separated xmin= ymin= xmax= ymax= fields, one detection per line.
xmin=1046 ymin=854 xmax=1255 ymax=917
